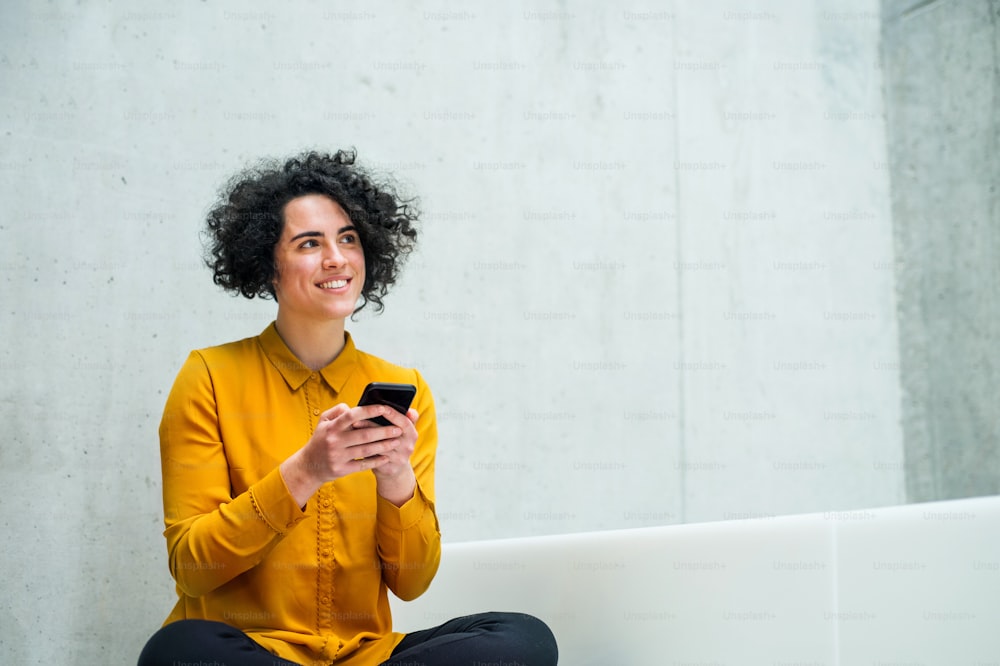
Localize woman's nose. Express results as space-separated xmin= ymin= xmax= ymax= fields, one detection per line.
xmin=323 ymin=244 xmax=344 ymax=268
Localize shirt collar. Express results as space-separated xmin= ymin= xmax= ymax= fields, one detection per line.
xmin=257 ymin=322 xmax=358 ymax=393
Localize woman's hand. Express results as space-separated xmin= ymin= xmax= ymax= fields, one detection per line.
xmin=279 ymin=403 xmax=418 ymax=508
xmin=363 ymin=407 xmax=419 ymax=506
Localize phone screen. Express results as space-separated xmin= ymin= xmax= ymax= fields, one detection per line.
xmin=357 ymin=382 xmax=416 ymax=426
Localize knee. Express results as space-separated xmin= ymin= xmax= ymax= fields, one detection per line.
xmin=139 ymin=622 xmax=185 ymax=665
xmin=499 ymin=612 xmax=559 ymax=664
xmin=137 ymin=619 xmax=236 ymax=665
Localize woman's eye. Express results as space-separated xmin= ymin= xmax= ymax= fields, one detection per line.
xmin=300 ymin=239 xmax=319 ymax=249
xmin=339 ymin=233 xmax=358 ymax=244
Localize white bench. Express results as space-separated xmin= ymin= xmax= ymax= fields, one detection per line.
xmin=391 ymin=496 xmax=1000 ymax=664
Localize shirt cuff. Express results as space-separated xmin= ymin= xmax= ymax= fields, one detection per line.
xmin=377 ymin=482 xmax=434 ymax=531
xmin=248 ymin=466 xmax=308 ymax=534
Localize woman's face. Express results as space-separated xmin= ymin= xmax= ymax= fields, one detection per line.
xmin=272 ymin=194 xmax=366 ymax=323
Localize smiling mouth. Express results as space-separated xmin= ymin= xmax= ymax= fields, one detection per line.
xmin=318 ymin=279 xmax=348 ymax=289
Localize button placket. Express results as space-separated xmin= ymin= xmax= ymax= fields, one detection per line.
xmin=316 ymin=483 xmax=336 ymax=630
xmin=308 ymin=372 xmax=337 ymax=629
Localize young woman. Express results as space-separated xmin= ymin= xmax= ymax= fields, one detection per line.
xmin=138 ymin=150 xmax=558 ymax=666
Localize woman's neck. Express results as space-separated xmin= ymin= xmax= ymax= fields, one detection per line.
xmin=274 ymin=311 xmax=347 ymax=371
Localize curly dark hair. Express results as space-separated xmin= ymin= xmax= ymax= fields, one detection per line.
xmin=204 ymin=149 xmax=419 ymax=314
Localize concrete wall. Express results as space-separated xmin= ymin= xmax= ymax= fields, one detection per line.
xmin=670 ymin=3 xmax=902 ymax=524
xmin=881 ymin=0 xmax=1000 ymax=503
xmin=0 ymin=1 xmax=912 ymax=663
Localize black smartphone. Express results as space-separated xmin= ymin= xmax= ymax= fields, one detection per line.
xmin=356 ymin=382 xmax=416 ymax=426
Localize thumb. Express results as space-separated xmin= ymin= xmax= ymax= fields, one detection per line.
xmin=320 ymin=403 xmax=351 ymax=422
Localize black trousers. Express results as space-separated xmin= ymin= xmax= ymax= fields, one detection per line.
xmin=137 ymin=611 xmax=558 ymax=666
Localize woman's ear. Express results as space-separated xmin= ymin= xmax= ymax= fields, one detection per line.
xmin=270 ymin=262 xmax=281 ymax=298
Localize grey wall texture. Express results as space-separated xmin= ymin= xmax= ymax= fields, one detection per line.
xmin=881 ymin=0 xmax=1000 ymax=502
xmin=0 ymin=0 xmax=991 ymax=663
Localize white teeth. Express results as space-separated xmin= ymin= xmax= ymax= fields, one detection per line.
xmin=319 ymin=279 xmax=347 ymax=289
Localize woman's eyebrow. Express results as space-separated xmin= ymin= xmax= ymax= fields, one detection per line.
xmin=288 ymin=225 xmax=356 ymax=242
xmin=289 ymin=230 xmax=323 ymax=242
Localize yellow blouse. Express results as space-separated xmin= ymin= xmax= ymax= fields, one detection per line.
xmin=158 ymin=323 xmax=441 ymax=666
